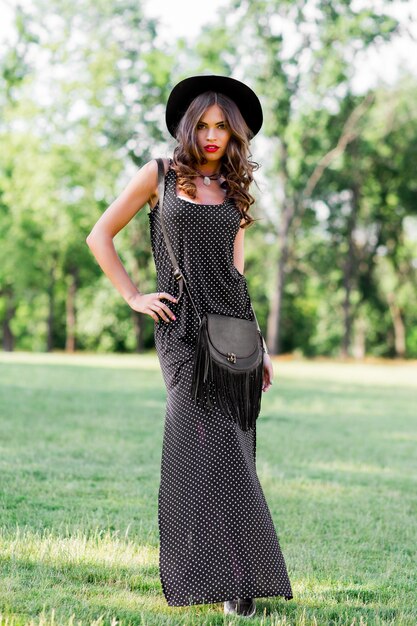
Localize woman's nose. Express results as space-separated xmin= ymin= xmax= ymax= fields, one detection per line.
xmin=206 ymin=128 xmax=217 ymax=141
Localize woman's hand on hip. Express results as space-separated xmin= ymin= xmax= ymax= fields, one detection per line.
xmin=262 ymin=352 xmax=274 ymax=392
xmin=127 ymin=291 xmax=178 ymax=323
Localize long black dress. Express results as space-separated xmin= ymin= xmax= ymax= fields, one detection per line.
xmin=148 ymin=159 xmax=293 ymax=607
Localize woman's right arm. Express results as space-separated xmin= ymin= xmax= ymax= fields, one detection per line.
xmin=85 ymin=158 xmax=177 ymax=323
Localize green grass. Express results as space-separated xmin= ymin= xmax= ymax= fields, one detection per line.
xmin=0 ymin=351 xmax=416 ymax=626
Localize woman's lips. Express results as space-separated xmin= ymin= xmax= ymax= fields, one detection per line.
xmin=204 ymin=145 xmax=219 ymax=152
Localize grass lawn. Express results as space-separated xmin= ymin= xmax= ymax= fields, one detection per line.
xmin=0 ymin=351 xmax=416 ymax=626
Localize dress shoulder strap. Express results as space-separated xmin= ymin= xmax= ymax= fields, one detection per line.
xmin=155 ymin=157 xmax=173 ymax=174
xmin=165 ymin=158 xmax=176 ymax=187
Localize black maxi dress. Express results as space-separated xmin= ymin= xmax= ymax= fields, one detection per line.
xmin=148 ymin=160 xmax=293 ymax=607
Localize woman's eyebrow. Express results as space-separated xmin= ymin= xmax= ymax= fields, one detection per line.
xmin=198 ymin=120 xmax=227 ymax=125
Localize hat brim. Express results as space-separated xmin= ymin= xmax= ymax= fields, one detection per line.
xmin=165 ymin=74 xmax=263 ymax=138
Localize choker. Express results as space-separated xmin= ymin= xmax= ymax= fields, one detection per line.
xmin=196 ymin=170 xmax=222 ymax=186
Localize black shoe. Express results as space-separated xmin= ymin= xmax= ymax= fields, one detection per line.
xmin=224 ymin=597 xmax=256 ymax=617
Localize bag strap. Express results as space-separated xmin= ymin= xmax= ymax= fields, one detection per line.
xmin=155 ymin=158 xmax=267 ymax=351
xmin=156 ymin=158 xmax=202 ymax=323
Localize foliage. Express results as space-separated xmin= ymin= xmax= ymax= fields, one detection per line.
xmin=0 ymin=0 xmax=416 ymax=357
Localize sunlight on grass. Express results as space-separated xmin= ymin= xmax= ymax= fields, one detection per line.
xmin=277 ymin=359 xmax=417 ymax=388
xmin=302 ymin=460 xmax=415 ymax=479
xmin=0 ymin=351 xmax=161 ymax=371
xmin=0 ymin=525 xmax=177 ymax=620
xmin=1 ymin=352 xmax=416 ymax=384
xmin=382 ymin=432 xmax=417 ymax=442
xmin=0 ymin=526 xmax=157 ymax=569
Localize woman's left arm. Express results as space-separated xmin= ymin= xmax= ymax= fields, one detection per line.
xmin=233 ymin=220 xmax=246 ymax=275
xmin=234 ymin=221 xmax=274 ymax=392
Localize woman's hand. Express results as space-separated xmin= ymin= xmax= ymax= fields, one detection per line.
xmin=128 ymin=291 xmax=178 ymax=323
xmin=262 ymin=352 xmax=274 ymax=392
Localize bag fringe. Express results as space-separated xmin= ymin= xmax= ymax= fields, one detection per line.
xmin=190 ymin=314 xmax=263 ymax=431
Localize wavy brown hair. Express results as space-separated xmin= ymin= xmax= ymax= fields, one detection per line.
xmin=171 ymin=91 xmax=260 ymax=228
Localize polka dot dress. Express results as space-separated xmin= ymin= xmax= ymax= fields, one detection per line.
xmin=148 ymin=159 xmax=293 ymax=607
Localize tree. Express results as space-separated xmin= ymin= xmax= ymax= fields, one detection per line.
xmin=225 ymin=0 xmax=400 ymax=356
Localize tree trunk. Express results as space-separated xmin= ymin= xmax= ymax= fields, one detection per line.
xmin=341 ymin=261 xmax=353 ymax=358
xmin=341 ymin=186 xmax=359 ymax=358
xmin=268 ymin=198 xmax=295 ymax=355
xmin=1 ymin=286 xmax=16 ymax=351
xmin=65 ymin=269 xmax=78 ymax=352
xmin=128 ymin=247 xmax=146 ymax=352
xmin=46 ymin=266 xmax=56 ymax=352
xmin=132 ymin=310 xmax=145 ymax=352
xmin=268 ymin=141 xmax=296 ymax=356
xmin=386 ymin=292 xmax=406 ymax=358
xmin=352 ymin=314 xmax=366 ymax=359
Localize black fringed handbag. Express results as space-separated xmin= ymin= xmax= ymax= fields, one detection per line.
xmin=155 ymin=158 xmax=267 ymax=432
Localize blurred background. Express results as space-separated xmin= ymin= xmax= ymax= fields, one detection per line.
xmin=1 ymin=0 xmax=417 ymax=359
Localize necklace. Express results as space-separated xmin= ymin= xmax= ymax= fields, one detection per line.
xmin=196 ymin=170 xmax=222 ymax=186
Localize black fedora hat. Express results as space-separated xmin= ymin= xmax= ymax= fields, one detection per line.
xmin=165 ymin=74 xmax=263 ymax=138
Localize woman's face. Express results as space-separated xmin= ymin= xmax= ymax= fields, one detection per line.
xmin=196 ymin=104 xmax=232 ymax=163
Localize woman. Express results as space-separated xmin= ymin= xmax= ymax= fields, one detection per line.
xmin=86 ymin=74 xmax=293 ymax=618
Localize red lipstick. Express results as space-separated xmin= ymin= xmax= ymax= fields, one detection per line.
xmin=204 ymin=145 xmax=219 ymax=152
